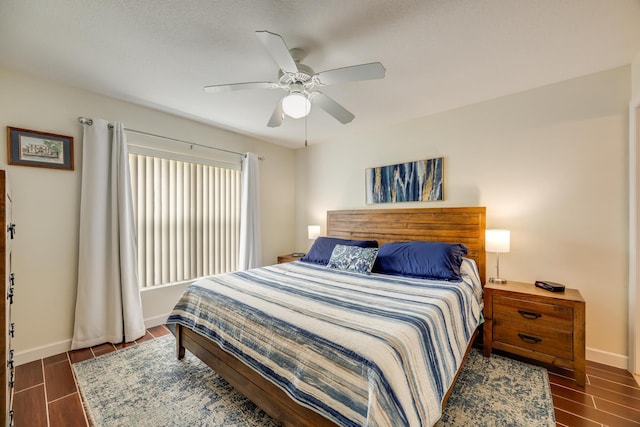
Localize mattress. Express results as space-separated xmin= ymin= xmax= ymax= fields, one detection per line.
xmin=167 ymin=259 xmax=483 ymax=426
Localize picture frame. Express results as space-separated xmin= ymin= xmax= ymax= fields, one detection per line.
xmin=6 ymin=126 xmax=74 ymax=170
xmin=366 ymin=157 xmax=443 ymax=204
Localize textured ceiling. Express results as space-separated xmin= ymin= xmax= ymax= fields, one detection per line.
xmin=1 ymin=0 xmax=639 ymax=148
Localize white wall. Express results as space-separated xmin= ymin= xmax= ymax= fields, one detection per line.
xmin=296 ymin=66 xmax=631 ymax=366
xmin=0 ymin=68 xmax=297 ymax=364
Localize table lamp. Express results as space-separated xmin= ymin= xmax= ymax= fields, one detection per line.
xmin=486 ymin=229 xmax=510 ymax=284
xmin=307 ymin=225 xmax=320 ymax=240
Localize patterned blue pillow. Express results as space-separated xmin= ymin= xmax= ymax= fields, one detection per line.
xmin=327 ymin=245 xmax=379 ymax=274
xmin=300 ymin=237 xmax=378 ymax=265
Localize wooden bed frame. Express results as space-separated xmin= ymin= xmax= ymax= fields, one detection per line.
xmin=176 ymin=206 xmax=486 ymax=427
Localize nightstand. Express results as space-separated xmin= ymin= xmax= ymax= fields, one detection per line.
xmin=277 ymin=253 xmax=304 ymax=263
xmin=483 ymin=281 xmax=586 ymax=386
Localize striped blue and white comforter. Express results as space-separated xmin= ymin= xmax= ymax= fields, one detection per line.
xmin=167 ymin=259 xmax=483 ymax=427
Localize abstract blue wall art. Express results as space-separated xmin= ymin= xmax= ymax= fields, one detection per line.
xmin=366 ymin=157 xmax=443 ymax=204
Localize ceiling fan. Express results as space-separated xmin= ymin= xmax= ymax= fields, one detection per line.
xmin=204 ymin=30 xmax=386 ymax=127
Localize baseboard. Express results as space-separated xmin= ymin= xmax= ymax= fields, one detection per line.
xmin=587 ymin=346 xmax=629 ymax=370
xmin=144 ymin=313 xmax=170 ymax=329
xmin=15 ymin=313 xmax=172 ymax=366
xmin=15 ymin=339 xmax=72 ymax=367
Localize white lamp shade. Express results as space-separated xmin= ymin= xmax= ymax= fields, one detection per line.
xmin=307 ymin=225 xmax=321 ymax=240
xmin=282 ymin=93 xmax=311 ymax=119
xmin=486 ymin=229 xmax=510 ymax=253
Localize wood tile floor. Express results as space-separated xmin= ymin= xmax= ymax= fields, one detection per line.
xmin=12 ymin=325 xmax=171 ymax=427
xmin=12 ymin=327 xmax=640 ymax=426
xmin=550 ymin=361 xmax=640 ymax=426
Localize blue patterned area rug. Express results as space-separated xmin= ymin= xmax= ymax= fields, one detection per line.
xmin=73 ymin=334 xmax=555 ymax=426
xmin=436 ymin=348 xmax=555 ymax=426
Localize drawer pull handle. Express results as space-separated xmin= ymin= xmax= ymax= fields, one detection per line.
xmin=518 ymin=333 xmax=542 ymax=344
xmin=518 ymin=310 xmax=541 ymax=320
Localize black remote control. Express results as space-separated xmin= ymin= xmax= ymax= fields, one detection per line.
xmin=534 ymin=280 xmax=565 ymax=292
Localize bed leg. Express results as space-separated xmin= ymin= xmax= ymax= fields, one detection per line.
xmin=176 ymin=324 xmax=186 ymax=359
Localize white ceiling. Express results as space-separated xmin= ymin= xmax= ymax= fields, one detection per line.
xmin=1 ymin=0 xmax=640 ymax=148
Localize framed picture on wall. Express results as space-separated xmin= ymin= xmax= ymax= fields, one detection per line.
xmin=6 ymin=126 xmax=74 ymax=170
xmin=366 ymin=157 xmax=443 ymax=204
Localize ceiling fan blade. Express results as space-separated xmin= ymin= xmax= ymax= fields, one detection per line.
xmin=309 ymin=92 xmax=355 ymax=124
xmin=204 ymin=82 xmax=279 ymax=94
xmin=267 ymin=99 xmax=284 ymax=128
xmin=314 ymin=62 xmax=386 ymax=86
xmin=255 ymin=30 xmax=298 ymax=74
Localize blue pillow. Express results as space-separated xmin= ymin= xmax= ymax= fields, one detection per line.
xmin=372 ymin=241 xmax=468 ymax=281
xmin=300 ymin=237 xmax=378 ymax=265
xmin=327 ymin=245 xmax=379 ymax=274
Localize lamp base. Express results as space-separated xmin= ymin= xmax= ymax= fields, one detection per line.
xmin=489 ymin=277 xmax=507 ymax=284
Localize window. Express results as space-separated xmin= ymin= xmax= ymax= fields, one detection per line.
xmin=128 ymin=153 xmax=241 ymax=287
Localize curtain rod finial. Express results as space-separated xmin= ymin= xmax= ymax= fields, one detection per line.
xmin=78 ymin=117 xmax=93 ymax=126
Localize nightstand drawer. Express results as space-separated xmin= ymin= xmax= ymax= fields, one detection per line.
xmin=493 ymin=324 xmax=573 ymax=360
xmin=493 ymin=295 xmax=573 ymax=333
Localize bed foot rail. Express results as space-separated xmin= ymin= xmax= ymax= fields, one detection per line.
xmin=175 ymin=324 xmax=186 ymax=359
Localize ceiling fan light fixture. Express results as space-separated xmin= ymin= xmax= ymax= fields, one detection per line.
xmin=282 ymin=93 xmax=311 ymax=119
xmin=205 ymin=31 xmax=385 ymax=128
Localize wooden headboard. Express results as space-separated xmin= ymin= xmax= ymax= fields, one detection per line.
xmin=326 ymin=207 xmax=486 ymax=285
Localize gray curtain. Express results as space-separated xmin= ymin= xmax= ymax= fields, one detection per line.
xmin=71 ymin=119 xmax=145 ymax=349
xmin=238 ymin=152 xmax=261 ymax=270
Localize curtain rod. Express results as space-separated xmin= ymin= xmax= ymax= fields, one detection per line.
xmin=77 ymin=117 xmax=261 ymax=159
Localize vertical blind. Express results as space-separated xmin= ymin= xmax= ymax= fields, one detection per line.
xmin=129 ymin=153 xmax=241 ymax=287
